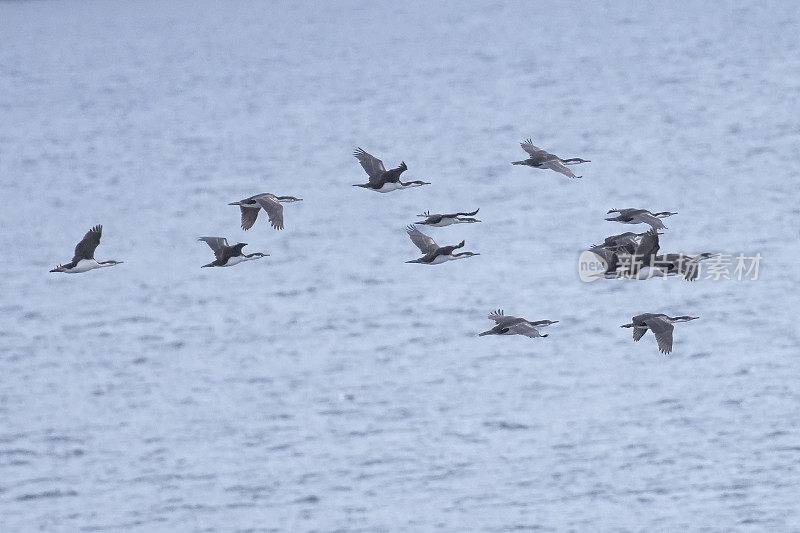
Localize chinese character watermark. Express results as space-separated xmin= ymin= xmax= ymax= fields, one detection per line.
xmin=577 ymin=251 xmax=762 ymax=283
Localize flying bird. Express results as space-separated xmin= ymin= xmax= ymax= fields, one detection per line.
xmin=50 ymin=225 xmax=123 ymax=273
xmin=352 ymin=147 xmax=430 ymax=192
xmin=605 ymin=208 xmax=677 ymax=229
xmin=652 ymin=253 xmax=719 ymax=281
xmin=511 ymin=139 xmax=589 ymax=179
xmin=228 ymin=193 xmax=302 ymax=230
xmin=405 ymin=225 xmax=479 ymax=264
xmin=415 ymin=208 xmax=481 ymax=226
xmin=620 ymin=313 xmax=699 ymax=354
xmin=478 ymin=309 xmax=558 ymax=338
xmin=198 ymin=237 xmax=268 ymax=268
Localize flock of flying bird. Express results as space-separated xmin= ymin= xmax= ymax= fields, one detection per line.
xmin=49 ymin=140 xmax=708 ymax=355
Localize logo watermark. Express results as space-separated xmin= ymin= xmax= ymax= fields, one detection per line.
xmin=577 ymin=252 xmax=762 ymax=282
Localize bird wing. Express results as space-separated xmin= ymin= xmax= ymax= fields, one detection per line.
xmin=255 ymin=196 xmax=285 ymax=230
xmin=446 ymin=208 xmax=479 ymax=217
xmin=631 ymin=212 xmax=666 ymax=229
xmin=633 ymin=228 xmax=660 ymax=259
xmin=506 ymin=321 xmax=544 ymax=338
xmin=354 ymin=147 xmax=386 ymax=184
xmin=683 ymin=262 xmax=701 ymax=281
xmin=489 ymin=309 xmax=527 ymax=328
xmin=632 ymin=326 xmax=649 ymax=342
xmin=540 ymin=158 xmax=580 ymax=178
xmin=406 ymin=225 xmax=438 ymax=254
xmin=643 ymin=317 xmax=674 ymax=354
xmin=72 ymin=225 xmax=102 ymax=261
xmin=520 ymin=139 xmax=546 ymax=157
xmin=198 ymin=237 xmax=228 ymax=259
xmin=239 ymin=205 xmax=261 ymax=230
xmin=488 ymin=309 xmax=508 ymax=323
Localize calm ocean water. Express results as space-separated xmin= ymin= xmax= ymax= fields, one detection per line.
xmin=1 ymin=1 xmax=799 ymax=531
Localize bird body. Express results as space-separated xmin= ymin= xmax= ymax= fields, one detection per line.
xmin=198 ymin=237 xmax=267 ymax=267
xmin=353 ymin=147 xmax=430 ymax=192
xmin=478 ymin=309 xmax=557 ymax=338
xmin=405 ymin=225 xmax=479 ymax=265
xmin=512 ymin=139 xmax=589 ymax=179
xmin=415 ymin=209 xmax=480 ymax=227
xmin=50 ymin=225 xmax=123 ymax=273
xmin=620 ymin=313 xmax=699 ymax=354
xmin=229 ymin=192 xmax=302 ymax=230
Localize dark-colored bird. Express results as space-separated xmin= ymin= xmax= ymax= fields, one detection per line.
xmin=198 ymin=237 xmax=268 ymax=268
xmin=478 ymin=309 xmax=558 ymax=338
xmin=415 ymin=208 xmax=481 ymax=226
xmin=50 ymin=225 xmax=123 ymax=273
xmin=352 ymin=147 xmax=430 ymax=192
xmin=511 ymin=139 xmax=589 ymax=179
xmin=228 ymin=193 xmax=302 ymax=230
xmin=620 ymin=313 xmax=699 ymax=354
xmin=605 ymin=208 xmax=677 ymax=229
xmin=405 ymin=225 xmax=479 ymax=264
xmin=652 ymin=253 xmax=718 ymax=281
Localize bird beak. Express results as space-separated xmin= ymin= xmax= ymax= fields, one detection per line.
xmin=550 ymin=320 xmax=559 ymax=324
xmin=478 ymin=331 xmax=491 ymax=336
xmin=228 ymin=202 xmax=239 ymax=205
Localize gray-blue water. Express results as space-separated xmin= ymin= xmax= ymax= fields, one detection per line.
xmin=1 ymin=1 xmax=799 ymax=531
